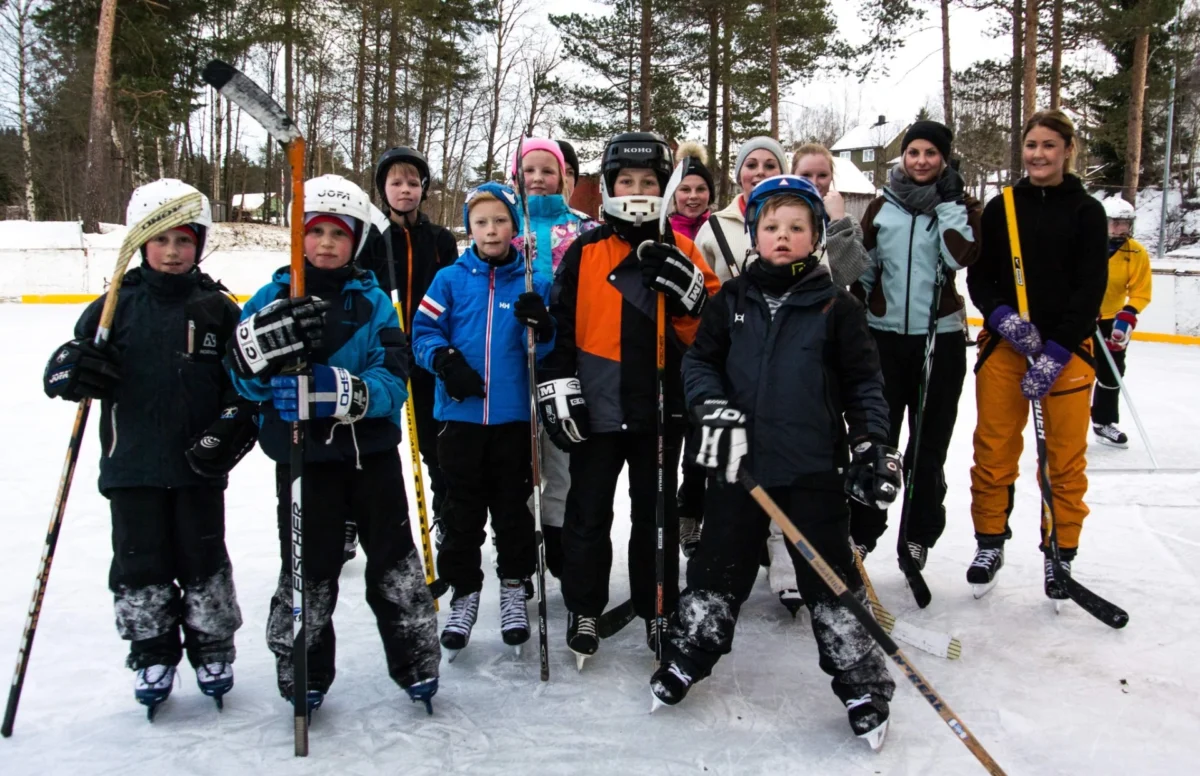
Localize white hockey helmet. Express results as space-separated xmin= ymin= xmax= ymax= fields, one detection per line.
xmin=304 ymin=174 xmax=373 ymax=259
xmin=1102 ymin=195 xmax=1136 ymax=222
xmin=126 ymin=178 xmax=213 ymax=257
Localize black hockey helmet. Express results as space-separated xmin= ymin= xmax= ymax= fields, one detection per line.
xmin=602 ymin=132 xmax=673 ymax=193
xmin=375 ymin=146 xmax=431 ymax=208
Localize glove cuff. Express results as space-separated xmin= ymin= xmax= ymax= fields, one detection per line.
xmin=986 ymin=305 xmax=1016 ymax=331
xmin=1043 ymin=340 xmax=1071 ymax=365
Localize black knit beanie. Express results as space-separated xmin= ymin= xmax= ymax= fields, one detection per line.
xmin=557 ymin=140 xmax=580 ymax=180
xmin=681 ymin=155 xmax=715 ymax=195
xmin=902 ymin=120 xmax=953 ymax=161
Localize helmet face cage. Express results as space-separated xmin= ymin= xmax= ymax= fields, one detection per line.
xmin=745 ymin=175 xmax=828 ymax=251
xmin=600 ymin=132 xmax=672 ymax=226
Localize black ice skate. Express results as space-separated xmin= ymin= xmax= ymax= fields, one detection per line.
xmin=567 ymin=612 xmax=599 ymax=671
xmin=845 ymin=694 xmax=890 ymax=752
xmin=343 ymin=519 xmax=358 ymax=562
xmin=499 ymin=579 xmax=531 ymax=655
xmin=679 ymin=517 xmax=702 ymax=558
xmin=1044 ymin=555 xmax=1073 ymax=612
xmin=441 ymin=591 xmax=480 ymax=661
xmin=649 ymin=661 xmax=695 ymax=712
xmin=967 ymin=546 xmax=1004 ymax=599
xmin=1093 ymin=423 xmax=1129 ymax=449
xmin=905 ymin=541 xmax=928 ymax=571
xmin=778 ymin=589 xmax=804 ymax=618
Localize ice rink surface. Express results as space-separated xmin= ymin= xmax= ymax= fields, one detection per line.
xmin=1 ymin=304 xmax=1198 ymax=775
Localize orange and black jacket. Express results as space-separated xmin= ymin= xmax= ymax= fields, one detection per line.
xmin=542 ymin=224 xmax=721 ymax=434
xmin=967 ymin=176 xmax=1108 ymax=356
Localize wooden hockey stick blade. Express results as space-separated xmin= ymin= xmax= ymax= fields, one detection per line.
xmin=202 ymin=60 xmax=302 ymax=146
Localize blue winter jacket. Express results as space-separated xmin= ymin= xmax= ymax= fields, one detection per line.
xmin=855 ymin=189 xmax=982 ymax=335
xmin=230 ymin=267 xmax=409 ymax=463
xmin=513 ymin=194 xmax=597 ymax=282
xmin=412 ymin=246 xmax=554 ymax=425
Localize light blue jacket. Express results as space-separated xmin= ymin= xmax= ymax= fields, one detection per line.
xmin=857 ymin=190 xmax=981 ymax=335
xmin=412 ymin=246 xmax=554 ymax=425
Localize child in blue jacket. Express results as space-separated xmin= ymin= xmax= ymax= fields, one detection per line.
xmin=226 ymin=175 xmax=439 ymax=715
xmin=411 ymin=182 xmax=554 ymax=658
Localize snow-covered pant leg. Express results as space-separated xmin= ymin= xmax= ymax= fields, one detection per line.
xmin=784 ymin=484 xmax=894 ymax=704
xmin=267 ymin=463 xmax=343 ymax=696
xmin=1091 ymin=319 xmax=1125 ymax=426
xmin=351 ymin=448 xmax=440 ymax=690
xmin=529 ymin=426 xmax=570 ymax=576
xmin=108 ymin=486 xmax=241 ymax=670
xmin=411 ymin=367 xmax=446 ymax=519
xmin=971 ymin=334 xmax=1095 ymax=551
xmin=766 ymin=523 xmax=796 ymax=594
xmin=664 ymin=482 xmax=770 ymax=681
xmin=437 ymin=422 xmax=536 ymax=593
xmin=563 ymin=431 xmax=681 ymax=619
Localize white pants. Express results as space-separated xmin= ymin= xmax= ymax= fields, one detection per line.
xmin=528 ymin=426 xmax=570 ymax=528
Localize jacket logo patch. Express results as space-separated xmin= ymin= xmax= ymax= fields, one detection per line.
xmin=203 ymin=332 xmax=218 ymax=348
xmin=734 ymin=313 xmax=745 ymax=324
xmin=56 ymin=348 xmax=70 ymax=364
xmin=499 ymin=302 xmax=511 ymax=309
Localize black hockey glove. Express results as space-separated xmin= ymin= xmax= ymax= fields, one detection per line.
xmin=935 ymin=167 xmax=965 ymax=203
xmin=227 ymin=296 xmax=332 ymax=379
xmin=43 ymin=338 xmax=121 ymax=402
xmin=514 ymin=291 xmax=554 ymax=343
xmin=537 ymin=378 xmax=589 ymax=451
xmin=636 ymin=240 xmax=707 ymax=318
xmin=433 ymin=347 xmax=486 ymax=402
xmin=186 ymin=400 xmax=259 ymax=478
xmin=844 ymin=439 xmax=903 ymax=510
xmin=691 ymin=399 xmax=747 ymax=485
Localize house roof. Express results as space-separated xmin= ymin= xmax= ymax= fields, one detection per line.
xmin=831 ymin=156 xmax=876 ymax=195
xmin=831 ymin=120 xmax=909 ymax=152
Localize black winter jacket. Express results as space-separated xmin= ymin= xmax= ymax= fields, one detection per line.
xmin=968 ymin=175 xmax=1108 ymax=353
xmin=360 ymin=212 xmax=459 ymax=331
xmin=682 ymin=265 xmax=889 ymax=489
xmin=58 ymin=266 xmax=245 ymax=494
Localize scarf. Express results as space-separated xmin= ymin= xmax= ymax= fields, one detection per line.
xmin=887 ymin=166 xmax=941 ymax=216
xmin=745 ymin=254 xmax=820 ymax=297
xmin=669 ymin=210 xmax=710 ymax=241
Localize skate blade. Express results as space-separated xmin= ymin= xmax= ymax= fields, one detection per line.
xmin=859 ymin=718 xmax=889 ymax=752
xmin=1095 ymin=436 xmax=1129 ymax=449
xmin=573 ymin=652 xmax=590 ymax=672
xmin=447 ymin=649 xmax=461 ymax=663
xmin=1053 ymin=598 xmax=1064 ymax=614
xmin=971 ymin=580 xmax=998 ymax=599
xmin=412 ymin=698 xmax=434 ymax=715
xmin=650 ymin=690 xmax=666 ymax=714
xmin=514 ymin=644 xmax=522 ymax=659
xmin=214 ymin=694 xmax=224 ymax=711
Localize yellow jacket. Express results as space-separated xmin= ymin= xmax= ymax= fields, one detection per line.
xmin=1100 ymin=238 xmax=1152 ymax=319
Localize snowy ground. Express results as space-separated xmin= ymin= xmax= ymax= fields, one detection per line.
xmin=1 ymin=304 xmax=1199 ymax=775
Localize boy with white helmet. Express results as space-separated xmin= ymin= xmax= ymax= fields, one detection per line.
xmin=43 ymin=179 xmax=254 ymax=718
xmin=227 ymin=174 xmax=440 ymax=715
xmin=1092 ymin=195 xmax=1152 ymax=447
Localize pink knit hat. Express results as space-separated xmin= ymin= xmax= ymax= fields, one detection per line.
xmin=511 ymin=137 xmax=567 ymax=181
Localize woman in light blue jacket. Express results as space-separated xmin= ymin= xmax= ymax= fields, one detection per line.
xmin=850 ymin=121 xmax=982 ymax=576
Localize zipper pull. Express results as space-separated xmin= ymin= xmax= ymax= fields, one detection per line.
xmin=188 ymin=320 xmax=195 ymax=355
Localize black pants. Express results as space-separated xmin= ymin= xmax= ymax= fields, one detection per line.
xmin=108 ymin=486 xmax=241 ymax=670
xmin=665 ymin=480 xmax=894 ymax=704
xmin=677 ymin=459 xmax=708 ymax=520
xmin=851 ymin=328 xmax=967 ymax=551
xmin=436 ymin=421 xmax=536 ymax=594
xmin=267 ymin=448 xmax=439 ymax=696
xmin=1091 ymin=320 xmax=1127 ymax=426
xmin=562 ymin=430 xmax=682 ymax=619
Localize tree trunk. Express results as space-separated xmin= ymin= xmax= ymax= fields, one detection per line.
xmin=1123 ymin=29 xmax=1150 ymax=205
xmin=82 ymin=0 xmax=118 ymax=231
xmin=719 ymin=14 xmax=732 ymax=206
xmin=769 ymin=0 xmax=779 ymax=138
xmin=212 ymin=89 xmax=222 ymax=206
xmin=16 ymin=0 xmax=35 ymax=219
xmin=484 ymin=1 xmax=507 ymax=182
xmin=639 ymin=0 xmax=652 ymax=131
xmin=707 ymin=7 xmax=719 ymax=167
xmin=352 ymin=6 xmax=369 ymax=175
xmin=1010 ymin=0 xmax=1023 ymax=183
xmin=386 ymin=1 xmax=399 ymax=147
xmin=1050 ymin=0 xmax=1063 ymax=108
xmin=941 ymin=0 xmax=953 ymax=127
xmin=1023 ymin=0 xmax=1038 ymax=121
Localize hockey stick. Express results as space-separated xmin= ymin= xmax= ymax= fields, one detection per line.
xmin=1 ymin=192 xmax=204 ymax=739
xmin=382 ymin=232 xmax=442 ymax=611
xmin=650 ymin=162 xmax=686 ymax=664
xmin=894 ymin=271 xmax=943 ymax=609
xmin=514 ymin=137 xmax=551 ymax=681
xmin=202 ymin=58 xmax=313 ymax=755
xmin=740 ymin=470 xmax=1005 ymax=775
xmin=853 ymin=550 xmax=962 ymax=660
xmin=597 ymin=598 xmax=638 ymax=639
xmin=1094 ymin=326 xmax=1159 ymax=470
xmin=1001 ymin=187 xmax=1128 ymax=630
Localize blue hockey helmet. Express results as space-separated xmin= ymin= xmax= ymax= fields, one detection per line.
xmin=744 ymin=175 xmax=828 ymax=252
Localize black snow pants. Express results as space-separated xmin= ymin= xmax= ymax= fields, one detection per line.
xmin=108 ymin=486 xmax=242 ymax=670
xmin=436 ymin=420 xmax=537 ymax=595
xmin=1091 ymin=319 xmax=1128 ymax=426
xmin=850 ymin=328 xmax=967 ymax=552
xmin=267 ymin=448 xmax=439 ymax=697
xmin=562 ymin=430 xmax=683 ymax=621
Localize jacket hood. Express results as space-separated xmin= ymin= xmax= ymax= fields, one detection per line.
xmin=525 ymin=194 xmax=569 ymax=221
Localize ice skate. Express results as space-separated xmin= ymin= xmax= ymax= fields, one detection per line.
xmin=905 ymin=541 xmax=928 ymax=571
xmin=679 ymin=517 xmax=702 ymax=558
xmin=343 ymin=520 xmax=358 ymax=562
xmin=567 ymin=612 xmax=598 ymax=671
xmin=1093 ymin=423 xmax=1129 ymax=449
xmin=649 ymin=661 xmax=694 ymax=712
xmin=195 ymin=662 xmax=233 ymax=710
xmin=967 ymin=546 xmax=1004 ymax=599
xmin=1044 ymin=556 xmax=1073 ymax=612
xmin=405 ymin=677 xmax=438 ymax=715
xmin=845 ymin=694 xmax=890 ymax=752
xmin=441 ymin=590 xmax=480 ymax=662
xmin=778 ymin=589 xmax=803 ymax=618
xmin=499 ymin=579 xmax=531 ymax=656
xmin=134 ymin=664 xmax=175 ymax=722
xmin=289 ymin=689 xmax=324 ymax=721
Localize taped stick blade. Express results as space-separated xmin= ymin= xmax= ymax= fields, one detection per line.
xmin=202 ymin=59 xmax=302 ymax=146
